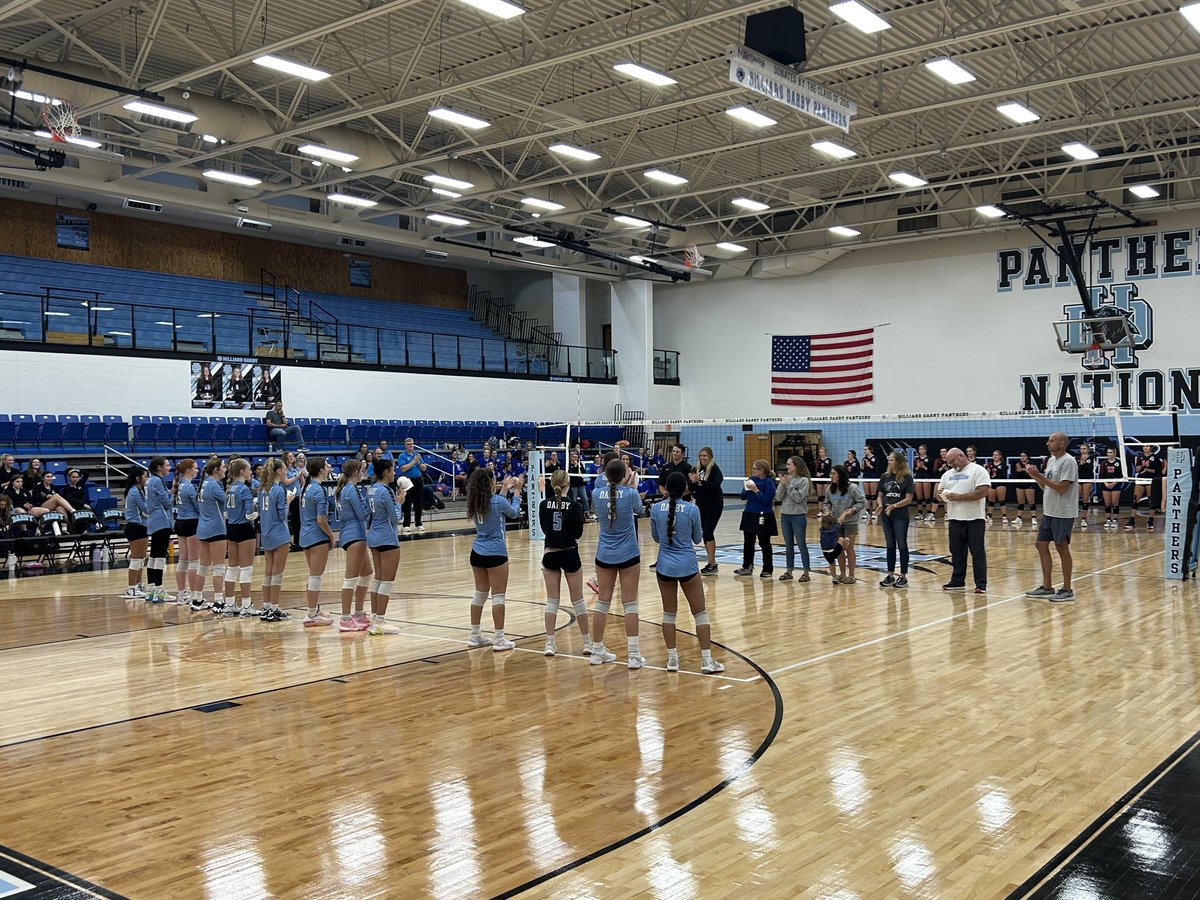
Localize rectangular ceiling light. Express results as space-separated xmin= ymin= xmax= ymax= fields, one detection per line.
xmin=644 ymin=168 xmax=688 ymax=186
xmin=1062 ymin=141 xmax=1099 ymax=161
xmin=522 ymin=197 xmax=565 ymax=211
xmin=613 ymin=214 xmax=653 ymax=228
xmin=716 ymin=242 xmax=749 ymax=252
xmin=924 ymin=57 xmax=976 ymax=85
xmin=253 ymin=54 xmax=331 ymax=81
xmin=328 ymin=192 xmax=378 ymax=207
xmin=829 ymin=1 xmax=891 ymax=33
xmin=428 ymin=213 xmax=471 ymax=226
xmin=430 ymin=187 xmax=462 ymax=198
xmin=731 ymin=197 xmax=770 ymax=212
xmin=549 ymin=142 xmax=601 ymax=161
xmin=612 ymin=61 xmax=677 ymax=87
xmin=725 ymin=106 xmax=777 ymax=128
xmin=976 ymin=205 xmax=1006 ymax=218
xmin=829 ymin=225 xmax=861 ymax=237
xmin=514 ymin=235 xmax=555 ymax=247
xmin=996 ymin=101 xmax=1040 ymax=124
xmin=1128 ymin=184 xmax=1160 ymax=199
xmin=1183 ymin=2 xmax=1200 ymax=31
xmin=422 ymin=173 xmax=475 ymax=190
xmin=888 ymin=172 xmax=928 ymax=188
xmin=201 ymin=134 xmax=220 ymax=144
xmin=812 ymin=139 xmax=856 ymax=159
xmin=10 ymin=90 xmax=60 ymax=106
xmin=154 ymin=322 xmax=183 ymax=328
xmin=44 ymin=311 xmax=71 ymax=317
xmin=203 ymin=169 xmax=261 ymax=186
xmin=298 ymin=144 xmax=359 ymax=164
xmin=457 ymin=0 xmax=525 ymax=18
xmin=34 ymin=130 xmax=102 ymax=149
xmin=428 ymin=107 xmax=491 ymax=130
xmin=123 ymin=100 xmax=198 ymax=123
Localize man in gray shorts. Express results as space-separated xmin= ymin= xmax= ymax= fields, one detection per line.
xmin=1024 ymin=432 xmax=1079 ymax=602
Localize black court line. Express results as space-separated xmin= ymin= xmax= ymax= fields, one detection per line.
xmin=491 ymin=639 xmax=784 ymax=899
xmin=0 ymin=843 xmax=125 ymax=899
xmin=0 ymin=617 xmax=187 ymax=653
xmin=1009 ymin=726 xmax=1200 ymax=899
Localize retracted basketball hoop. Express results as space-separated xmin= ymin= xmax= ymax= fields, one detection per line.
xmin=1053 ymin=310 xmax=1135 ymax=369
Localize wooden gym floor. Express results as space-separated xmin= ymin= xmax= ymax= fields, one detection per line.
xmin=0 ymin=513 xmax=1196 ymax=899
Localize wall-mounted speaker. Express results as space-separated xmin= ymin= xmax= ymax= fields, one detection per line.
xmin=745 ymin=7 xmax=807 ymax=67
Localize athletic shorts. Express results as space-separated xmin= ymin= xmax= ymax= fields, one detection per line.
xmin=301 ymin=537 xmax=331 ymax=550
xmin=1036 ymin=515 xmax=1074 ymax=545
xmin=175 ymin=518 xmax=198 ymax=537
xmin=542 ymin=546 xmax=582 ymax=573
xmin=124 ymin=523 xmax=147 ymax=542
xmin=595 ymin=555 xmax=641 ymax=570
xmin=656 ymin=571 xmax=699 ymax=584
xmin=838 ymin=522 xmax=859 ymax=537
xmin=340 ymin=538 xmax=363 ymax=550
xmin=369 ymin=544 xmax=399 ymax=553
xmin=199 ymin=533 xmax=227 ymax=543
xmin=227 ymin=522 xmax=256 ymax=543
xmin=470 ymin=550 xmax=508 ymax=569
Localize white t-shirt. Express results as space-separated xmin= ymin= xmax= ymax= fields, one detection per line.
xmin=1042 ymin=452 xmax=1079 ymax=519
xmin=939 ymin=462 xmax=991 ymax=521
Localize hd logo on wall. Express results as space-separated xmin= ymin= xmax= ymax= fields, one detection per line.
xmin=191 ymin=358 xmax=280 ymax=410
xmin=1060 ymin=283 xmax=1152 ymax=370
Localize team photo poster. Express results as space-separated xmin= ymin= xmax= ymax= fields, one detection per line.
xmin=191 ymin=358 xmax=281 ymax=410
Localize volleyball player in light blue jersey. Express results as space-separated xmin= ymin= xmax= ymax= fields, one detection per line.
xmin=651 ymin=472 xmax=724 ymax=674
xmin=172 ymin=458 xmax=200 ymax=606
xmin=222 ymin=459 xmax=258 ymax=617
xmin=144 ymin=456 xmax=173 ymax=602
xmin=257 ymin=458 xmax=291 ymax=621
xmin=464 ymin=467 xmax=524 ymax=651
xmin=122 ymin=467 xmax=149 ymax=600
xmin=298 ymin=456 xmax=335 ymax=627
xmin=333 ymin=459 xmax=373 ymax=632
xmin=193 ymin=458 xmax=229 ymax=613
xmin=365 ymin=458 xmax=405 ymax=635
xmin=590 ymin=456 xmax=645 ymax=669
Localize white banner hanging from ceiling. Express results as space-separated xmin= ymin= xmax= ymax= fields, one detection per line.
xmin=728 ymin=45 xmax=857 ymax=133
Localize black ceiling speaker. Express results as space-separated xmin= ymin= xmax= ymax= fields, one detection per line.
xmin=744 ymin=7 xmax=807 ymax=67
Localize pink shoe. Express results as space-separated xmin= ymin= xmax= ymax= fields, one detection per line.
xmin=303 ymin=610 xmax=335 ymax=627
xmin=338 ymin=615 xmax=369 ymax=632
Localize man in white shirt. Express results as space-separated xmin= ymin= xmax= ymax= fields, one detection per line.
xmin=1023 ymin=432 xmax=1079 ymax=603
xmin=936 ymin=447 xmax=991 ymax=593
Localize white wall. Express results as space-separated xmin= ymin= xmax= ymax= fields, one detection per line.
xmin=0 ymin=350 xmax=618 ymax=422
xmin=654 ymin=209 xmax=1200 ymax=418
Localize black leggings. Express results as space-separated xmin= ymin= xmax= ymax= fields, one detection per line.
xmin=402 ymin=476 xmax=424 ymax=527
xmin=148 ymin=529 xmax=171 ymax=585
xmin=288 ymin=497 xmax=301 ymax=548
xmin=743 ymin=532 xmax=773 ymax=572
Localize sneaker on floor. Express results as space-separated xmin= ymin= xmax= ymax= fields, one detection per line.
xmin=701 ymin=658 xmax=726 ymax=675
xmin=210 ymin=601 xmax=227 ymax=616
xmin=493 ymin=638 xmax=515 ymax=652
xmin=303 ymin=611 xmax=334 ymax=627
xmin=666 ymin=652 xmax=680 ymax=672
xmin=273 ymin=608 xmax=292 ymax=620
xmin=416 ymin=525 xmax=426 ymax=534
xmin=879 ymin=574 xmax=896 ymax=587
xmin=733 ymin=567 xmax=753 ymax=576
xmin=942 ymin=582 xmax=965 ymax=591
xmin=1050 ymin=589 xmax=1075 ymax=603
xmin=894 ymin=575 xmax=909 ymax=588
xmin=338 ymin=615 xmax=366 ymax=632
xmin=1146 ymin=523 xmax=1154 ymax=532
xmin=986 ymin=515 xmax=992 ymax=525
xmin=175 ymin=593 xmax=191 ymax=605
xmin=189 ymin=598 xmax=208 ymax=611
xmin=258 ymin=607 xmax=277 ymax=622
xmin=544 ymin=637 xmax=557 ymax=657
xmin=1124 ymin=524 xmax=1134 ymax=532
xmin=700 ymin=564 xmax=718 ymax=577
xmin=1081 ymin=519 xmax=1088 ymax=529
xmin=1030 ymin=516 xmax=1038 ymax=527
xmin=842 ymin=575 xmax=856 ymax=584
xmin=1002 ymin=516 xmax=1010 ymax=525
xmin=779 ymin=571 xmax=793 ymax=582
xmin=589 ymin=644 xmax=616 ymax=665
xmin=238 ymin=605 xmax=259 ymax=618
xmin=401 ymin=526 xmax=411 ymax=536
xmin=367 ymin=619 xmax=401 ymax=635
xmin=1012 ymin=517 xmax=1022 ymax=527
xmin=586 ymin=574 xmax=599 ymax=594
xmin=467 ymin=632 xmax=493 ymax=647
xmin=974 ymin=586 xmax=987 ymax=595
xmin=222 ymin=602 xmax=242 ymax=616
xmin=123 ymin=586 xmax=145 ymax=600
xmin=627 ymin=653 xmax=645 ymax=670
xmin=925 ymin=513 xmax=934 ymax=523
xmin=1026 ymin=586 xmax=1056 ymax=599
xmin=582 ymin=636 xmax=594 ymax=656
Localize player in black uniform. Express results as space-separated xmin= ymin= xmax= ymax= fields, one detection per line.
xmin=912 ymin=444 xmax=932 ymax=519
xmin=1076 ymin=443 xmax=1095 ymax=528
xmin=1097 ymin=446 xmax=1123 ymax=528
xmin=1129 ymin=444 xmax=1164 ymax=532
xmin=1012 ymin=451 xmax=1037 ymax=528
xmin=814 ymin=446 xmax=833 ymax=504
xmin=985 ymin=450 xmax=1009 ymax=525
xmin=929 ymin=448 xmax=949 ymax=522
xmin=538 ymin=469 xmax=590 ymax=657
xmin=861 ymin=444 xmax=879 ymax=520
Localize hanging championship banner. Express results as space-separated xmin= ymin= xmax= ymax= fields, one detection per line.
xmin=728 ymin=45 xmax=856 ymax=133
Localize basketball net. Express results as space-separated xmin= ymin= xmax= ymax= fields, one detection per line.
xmin=41 ymin=101 xmax=79 ymax=142
xmin=682 ymin=241 xmax=704 ymax=269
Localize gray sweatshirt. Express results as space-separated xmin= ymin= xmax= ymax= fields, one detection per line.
xmin=779 ymin=476 xmax=811 ymax=515
xmin=826 ymin=484 xmax=866 ymax=522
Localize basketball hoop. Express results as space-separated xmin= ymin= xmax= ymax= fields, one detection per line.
xmin=41 ymin=101 xmax=79 ymax=142
xmin=682 ymin=241 xmax=704 ymax=269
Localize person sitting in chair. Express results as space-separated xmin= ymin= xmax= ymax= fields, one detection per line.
xmin=264 ymin=401 xmax=306 ymax=451
xmin=4 ymin=474 xmax=71 ymax=531
xmin=30 ymin=471 xmax=77 ymax=518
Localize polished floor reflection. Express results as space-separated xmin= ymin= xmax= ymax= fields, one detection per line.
xmin=0 ymin=518 xmax=1196 ymax=898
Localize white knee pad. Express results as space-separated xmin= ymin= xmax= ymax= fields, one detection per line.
xmin=265 ymin=572 xmax=283 ymax=587
xmin=471 ymin=590 xmax=487 ymax=608
xmin=342 ymin=577 xmax=358 ymax=591
xmin=662 ymin=612 xmax=677 ymax=625
xmin=212 ymin=564 xmax=226 ymax=581
xmin=545 ymin=597 xmax=560 ymax=616
xmin=150 ymin=557 xmax=166 ymax=571
xmin=182 ymin=558 xmax=197 ymax=573
xmin=197 ymin=563 xmax=211 ymax=578
xmin=376 ymin=580 xmax=393 ymax=598
xmin=307 ymin=575 xmax=322 ymax=591
xmin=694 ymin=610 xmax=710 ymax=626
xmin=622 ymin=601 xmax=638 ymax=615
xmin=129 ymin=557 xmax=144 ymax=571
xmin=491 ymin=592 xmax=505 ymax=606
xmin=594 ymin=599 xmax=611 ymax=615
xmin=572 ymin=598 xmax=587 ymax=617
xmin=357 ymin=575 xmax=372 ymax=589
xmin=240 ymin=566 xmax=253 ymax=584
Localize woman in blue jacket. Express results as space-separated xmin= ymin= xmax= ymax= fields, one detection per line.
xmin=651 ymin=472 xmax=724 ymax=674
xmin=122 ymin=467 xmax=149 ymax=600
xmin=257 ymin=458 xmax=292 ymax=621
xmin=465 ymin=467 xmax=524 ymax=652
xmin=590 ymin=456 xmax=645 ymax=669
xmin=735 ymin=459 xmax=777 ymax=578
xmin=144 ymin=456 xmax=173 ymax=603
xmin=365 ymin=458 xmax=405 ymax=635
xmin=334 ymin=459 xmax=373 ymax=632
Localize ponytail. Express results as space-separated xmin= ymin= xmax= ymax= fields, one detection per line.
xmin=667 ymin=497 xmax=677 ymax=542
xmin=604 ymin=458 xmax=625 ymax=523
xmin=174 ymin=458 xmax=196 ymax=499
xmin=549 ymin=468 xmax=569 ymax=498
xmin=336 ymin=459 xmax=362 ymax=502
xmin=664 ymin=471 xmax=686 ymax=541
xmin=203 ymin=458 xmax=222 ymax=478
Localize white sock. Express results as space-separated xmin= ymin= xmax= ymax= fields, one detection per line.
xmin=494 ymin=629 xmax=506 ymax=641
xmin=308 ymin=607 xmax=319 ymax=617
xmin=701 ymin=649 xmax=713 ymax=662
xmin=470 ymin=624 xmax=481 ymax=636
xmin=213 ymin=592 xmax=224 ymax=605
xmin=628 ymin=636 xmax=640 ymax=655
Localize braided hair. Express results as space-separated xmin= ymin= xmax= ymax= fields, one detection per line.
xmin=604 ymin=457 xmax=626 ymax=523
xmin=664 ymin=471 xmax=686 ymax=541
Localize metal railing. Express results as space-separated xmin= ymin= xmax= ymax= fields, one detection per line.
xmin=653 ymin=348 xmax=681 ymax=385
xmin=102 ymin=443 xmax=147 ymax=488
xmin=0 ymin=289 xmax=617 ymax=381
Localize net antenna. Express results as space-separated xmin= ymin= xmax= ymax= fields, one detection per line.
xmin=41 ymin=99 xmax=78 ymax=142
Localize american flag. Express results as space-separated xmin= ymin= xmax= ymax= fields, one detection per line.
xmin=771 ymin=329 xmax=874 ymax=407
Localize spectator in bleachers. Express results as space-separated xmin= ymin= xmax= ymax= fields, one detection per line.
xmin=545 ymin=451 xmax=561 ymax=474
xmin=377 ymin=440 xmax=394 ymax=461
xmin=658 ymin=444 xmax=693 ymax=501
xmin=23 ymin=458 xmax=45 ymax=483
xmin=5 ymin=473 xmax=60 ymax=526
xmin=567 ymin=450 xmax=589 ymax=515
xmin=265 ymin=401 xmax=306 ymax=451
xmin=282 ymin=450 xmax=302 ymax=551
xmin=396 ymin=437 xmax=428 ymax=534
xmin=226 ymin=364 xmax=253 ymax=405
xmin=450 ymin=450 xmax=468 ymax=499
xmin=354 ymin=443 xmax=371 ymax=462
xmin=0 ymin=454 xmax=18 ymax=488
xmin=30 ymin=471 xmax=77 ymax=518
xmin=255 ymin=365 xmax=279 ymax=405
xmin=465 ymin=451 xmax=479 ymax=476
xmin=60 ymin=469 xmax=92 ymax=513
xmin=0 ymin=494 xmax=12 ymax=552
xmin=194 ymin=363 xmax=222 ymax=404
